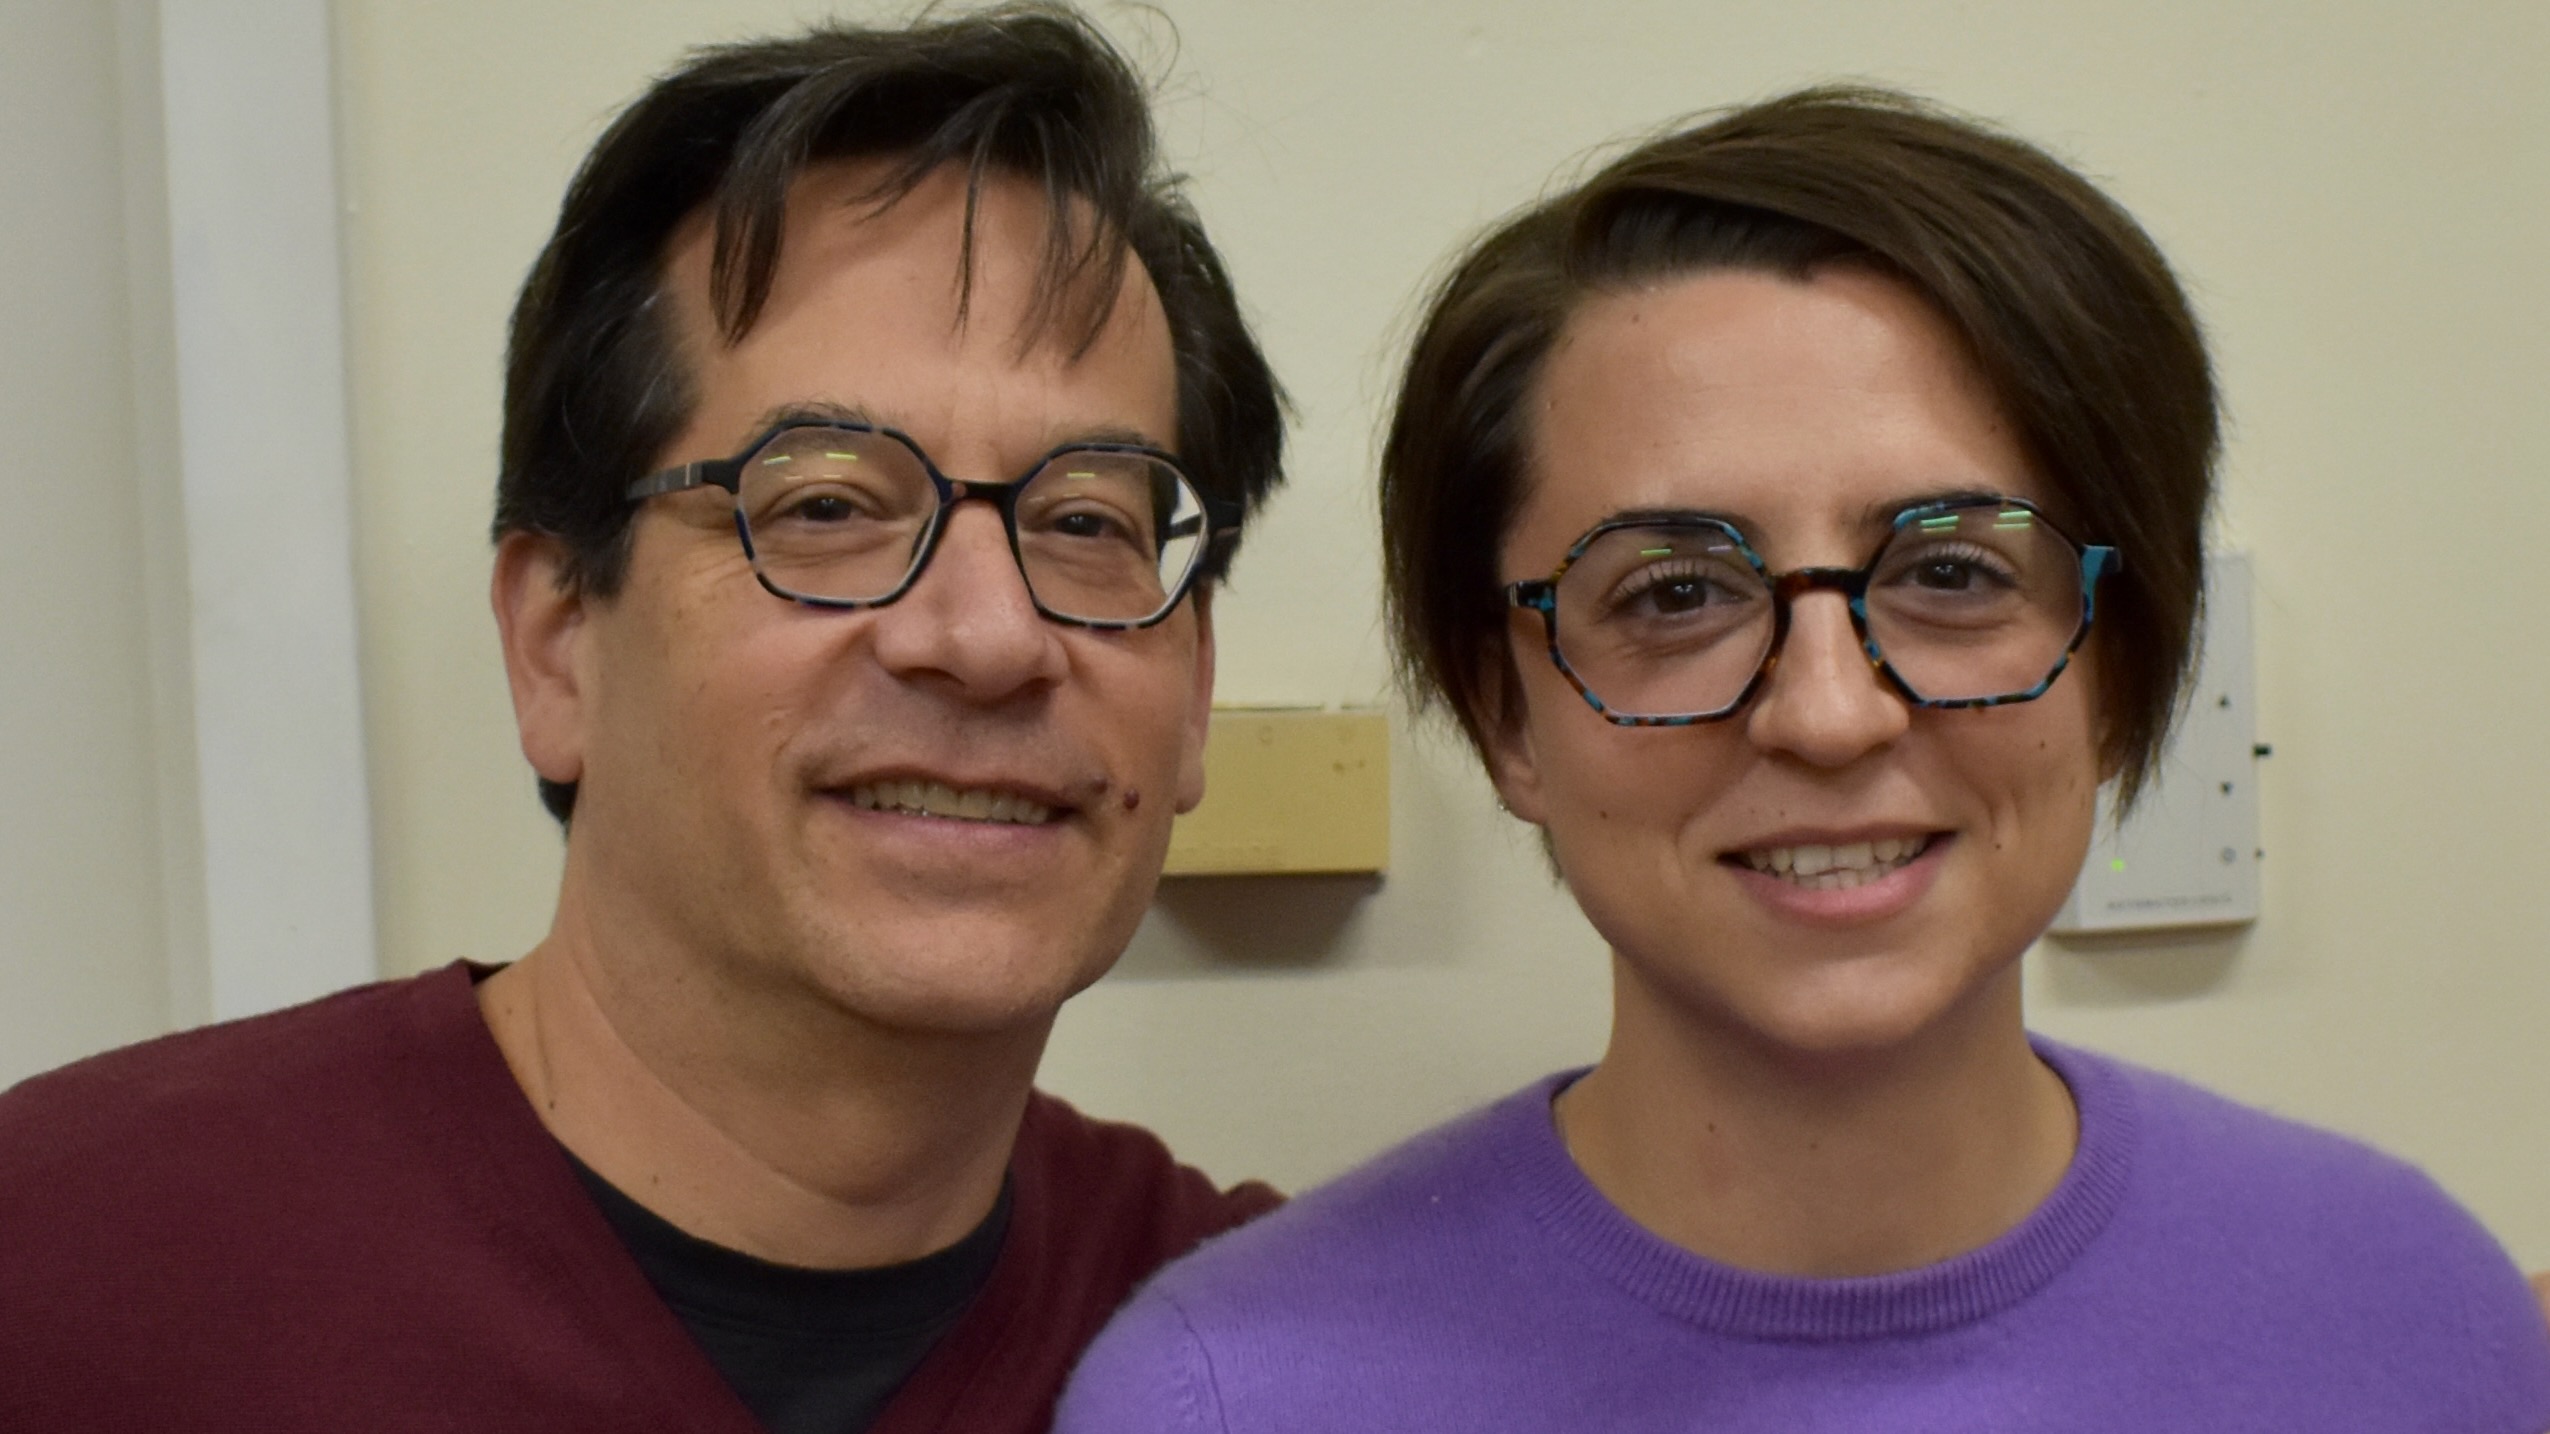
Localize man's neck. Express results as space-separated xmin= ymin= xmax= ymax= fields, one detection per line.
xmin=478 ymin=916 xmax=1047 ymax=1271
xmin=1555 ymin=958 xmax=2076 ymax=1279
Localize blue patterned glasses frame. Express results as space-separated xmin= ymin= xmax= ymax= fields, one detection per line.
xmin=1504 ymin=496 xmax=2121 ymax=725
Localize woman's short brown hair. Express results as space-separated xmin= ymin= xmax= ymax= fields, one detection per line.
xmin=1379 ymin=86 xmax=2216 ymax=808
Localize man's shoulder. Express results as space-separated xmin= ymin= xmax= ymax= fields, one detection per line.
xmin=0 ymin=964 xmax=501 ymax=1217
xmin=5 ymin=965 xmax=474 ymax=1124
xmin=867 ymin=1093 xmax=1285 ymax=1433
xmin=1013 ymin=1089 xmax=1282 ymax=1269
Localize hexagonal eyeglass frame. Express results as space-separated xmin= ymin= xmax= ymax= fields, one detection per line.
xmin=625 ymin=418 xmax=1239 ymax=630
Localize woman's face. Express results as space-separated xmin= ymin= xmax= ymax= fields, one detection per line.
xmin=1491 ymin=265 xmax=2105 ymax=1060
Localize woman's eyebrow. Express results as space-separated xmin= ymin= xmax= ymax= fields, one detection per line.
xmin=1863 ymin=486 xmax=2009 ymax=526
xmin=1600 ymin=504 xmax=1756 ymax=531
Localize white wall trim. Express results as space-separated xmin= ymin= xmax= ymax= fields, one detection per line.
xmin=156 ymin=0 xmax=377 ymax=1020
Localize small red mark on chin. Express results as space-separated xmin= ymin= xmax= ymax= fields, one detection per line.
xmin=1122 ymin=789 xmax=1142 ymax=812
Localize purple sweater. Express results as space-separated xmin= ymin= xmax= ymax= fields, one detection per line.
xmin=1058 ymin=1043 xmax=2550 ymax=1432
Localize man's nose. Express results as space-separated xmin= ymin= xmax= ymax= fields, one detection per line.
xmin=1742 ymin=590 xmax=1909 ymax=765
xmin=866 ymin=501 xmax=1068 ymax=699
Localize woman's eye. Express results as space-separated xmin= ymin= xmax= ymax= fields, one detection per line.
xmin=1892 ymin=547 xmax=2018 ymax=593
xmin=1636 ymin=576 xmax=1712 ymax=613
xmin=1611 ymin=565 xmax=1738 ymax=618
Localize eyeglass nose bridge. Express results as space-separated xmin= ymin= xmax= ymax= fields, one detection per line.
xmin=1756 ymin=565 xmax=1914 ymax=702
xmin=887 ymin=469 xmax=1040 ymax=598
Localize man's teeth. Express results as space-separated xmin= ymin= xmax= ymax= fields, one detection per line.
xmin=1741 ymin=836 xmax=1930 ymax=890
xmin=846 ymin=780 xmax=1055 ymax=825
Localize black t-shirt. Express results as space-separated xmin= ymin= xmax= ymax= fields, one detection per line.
xmin=567 ymin=1152 xmax=1010 ymax=1434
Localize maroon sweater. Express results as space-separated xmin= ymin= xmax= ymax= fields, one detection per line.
xmin=0 ymin=963 xmax=1278 ymax=1432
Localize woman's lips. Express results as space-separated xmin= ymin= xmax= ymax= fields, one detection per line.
xmin=1722 ymin=832 xmax=1953 ymax=922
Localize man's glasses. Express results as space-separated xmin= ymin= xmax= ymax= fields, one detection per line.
xmin=1505 ymin=497 xmax=2120 ymax=724
xmin=626 ymin=420 xmax=1235 ymax=629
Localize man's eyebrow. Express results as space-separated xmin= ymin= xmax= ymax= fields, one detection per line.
xmin=1059 ymin=423 xmax=1171 ymax=451
xmin=744 ymin=399 xmax=875 ymax=438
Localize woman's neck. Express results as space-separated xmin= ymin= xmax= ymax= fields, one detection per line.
xmin=1555 ymin=956 xmax=2075 ymax=1278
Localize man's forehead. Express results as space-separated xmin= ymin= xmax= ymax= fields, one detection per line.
xmin=653 ymin=162 xmax=1180 ymax=472
xmin=668 ymin=156 xmax=1157 ymax=362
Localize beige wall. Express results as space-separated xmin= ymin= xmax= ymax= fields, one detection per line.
xmin=335 ymin=0 xmax=2550 ymax=1261
xmin=0 ymin=2 xmax=174 ymax=1087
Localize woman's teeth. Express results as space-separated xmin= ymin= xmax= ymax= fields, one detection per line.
xmin=1740 ymin=836 xmax=1931 ymax=890
xmin=846 ymin=780 xmax=1055 ymax=826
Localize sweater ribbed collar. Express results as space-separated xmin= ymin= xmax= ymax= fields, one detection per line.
xmin=1495 ymin=1038 xmax=2135 ymax=1342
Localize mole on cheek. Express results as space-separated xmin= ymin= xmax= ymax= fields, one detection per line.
xmin=1122 ymin=789 xmax=1142 ymax=812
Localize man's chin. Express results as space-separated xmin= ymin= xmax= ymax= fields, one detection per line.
xmin=798 ymin=943 xmax=1115 ymax=1041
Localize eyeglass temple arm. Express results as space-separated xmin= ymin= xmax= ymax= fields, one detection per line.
xmin=624 ymin=459 xmax=741 ymax=502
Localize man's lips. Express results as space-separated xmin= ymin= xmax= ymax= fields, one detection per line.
xmin=824 ymin=770 xmax=1095 ymax=827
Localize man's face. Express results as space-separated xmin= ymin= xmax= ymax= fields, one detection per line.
xmin=517 ymin=160 xmax=1207 ymax=1038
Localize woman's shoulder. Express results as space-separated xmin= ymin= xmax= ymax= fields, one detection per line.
xmin=1054 ymin=1073 xmax=1586 ymax=1434
xmin=2048 ymin=1038 xmax=2476 ymax=1223
xmin=1136 ymin=1071 xmax=1577 ymax=1309
xmin=2049 ymin=1041 xmax=2542 ymax=1351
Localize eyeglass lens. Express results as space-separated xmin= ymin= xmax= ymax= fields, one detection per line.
xmin=734 ymin=426 xmax=1208 ymax=622
xmin=1549 ymin=503 xmax=2086 ymax=718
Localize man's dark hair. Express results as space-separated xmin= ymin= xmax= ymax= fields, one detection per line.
xmin=494 ymin=3 xmax=1285 ymax=823
xmin=1380 ymin=86 xmax=2215 ymax=810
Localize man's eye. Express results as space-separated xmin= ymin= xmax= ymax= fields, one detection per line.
xmin=1053 ymin=509 xmax=1130 ymax=540
xmin=765 ymin=483 xmax=890 ymax=525
xmin=787 ymin=494 xmax=856 ymax=523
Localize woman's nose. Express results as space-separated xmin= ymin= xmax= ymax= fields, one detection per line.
xmin=1741 ymin=590 xmax=1910 ymax=766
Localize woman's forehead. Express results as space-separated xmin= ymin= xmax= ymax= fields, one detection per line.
xmin=1508 ymin=269 xmax=2046 ymax=565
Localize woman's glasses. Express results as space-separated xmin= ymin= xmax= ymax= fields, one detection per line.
xmin=1505 ymin=497 xmax=2120 ymax=724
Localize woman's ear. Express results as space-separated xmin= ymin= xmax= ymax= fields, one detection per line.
xmin=1478 ymin=644 xmax=1549 ymax=826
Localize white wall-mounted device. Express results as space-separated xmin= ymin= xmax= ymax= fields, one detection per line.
xmin=2051 ymin=551 xmax=2262 ymax=936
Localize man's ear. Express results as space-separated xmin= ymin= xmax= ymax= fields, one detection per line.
xmin=1173 ymin=586 xmax=1215 ymax=815
xmin=491 ymin=532 xmax=591 ymax=792
xmin=1479 ymin=643 xmax=1549 ymax=826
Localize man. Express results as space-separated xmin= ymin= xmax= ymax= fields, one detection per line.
xmin=0 ymin=8 xmax=1283 ymax=1431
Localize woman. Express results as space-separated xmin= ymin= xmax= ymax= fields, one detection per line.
xmin=1058 ymin=88 xmax=2550 ymax=1429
